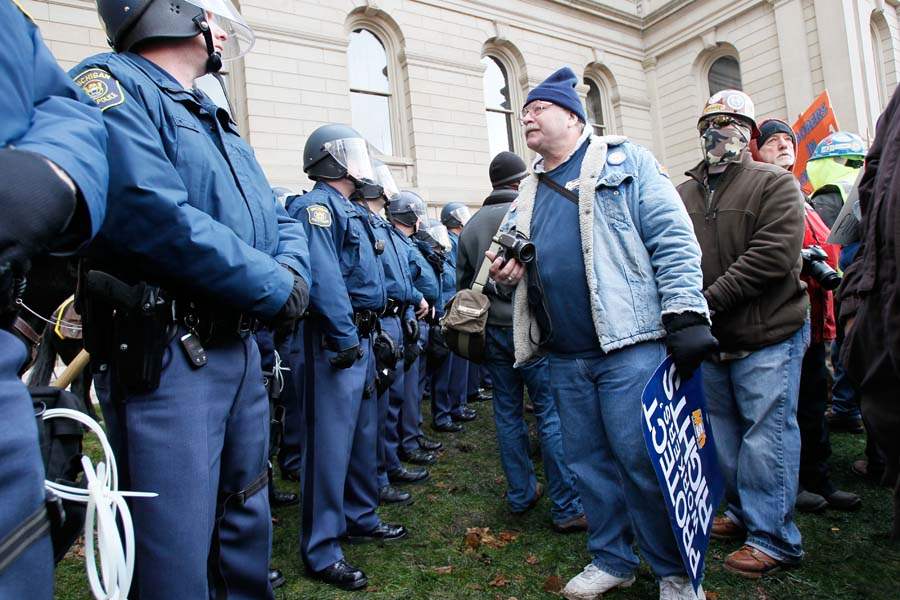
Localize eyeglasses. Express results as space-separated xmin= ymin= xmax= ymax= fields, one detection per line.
xmin=698 ymin=115 xmax=743 ymax=133
xmin=520 ymin=102 xmax=554 ymax=120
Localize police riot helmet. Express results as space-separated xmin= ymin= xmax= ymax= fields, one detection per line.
xmin=96 ymin=0 xmax=253 ymax=73
xmin=387 ymin=190 xmax=426 ymax=227
xmin=440 ymin=202 xmax=471 ymax=229
xmin=809 ymin=132 xmax=867 ymax=162
xmin=489 ymin=151 xmax=528 ymax=188
xmin=372 ymin=160 xmax=399 ymax=202
xmin=303 ymin=124 xmax=377 ymax=183
xmin=425 ymin=219 xmax=452 ymax=251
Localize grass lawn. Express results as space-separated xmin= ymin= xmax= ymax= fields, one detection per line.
xmin=56 ymin=397 xmax=898 ymax=599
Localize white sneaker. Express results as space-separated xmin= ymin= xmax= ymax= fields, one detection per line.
xmin=561 ymin=563 xmax=636 ymax=599
xmin=659 ymin=575 xmax=705 ymax=600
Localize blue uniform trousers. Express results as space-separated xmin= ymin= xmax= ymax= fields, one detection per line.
xmin=430 ymin=351 xmax=468 ymax=425
xmin=95 ymin=328 xmax=273 ymax=600
xmin=300 ymin=320 xmax=380 ymax=572
xmin=417 ymin=321 xmax=430 ymax=409
xmin=278 ymin=323 xmax=305 ymax=475
xmin=399 ymin=325 xmax=424 ymax=455
xmin=0 ymin=330 xmax=53 ymax=599
xmin=377 ymin=317 xmax=405 ymax=485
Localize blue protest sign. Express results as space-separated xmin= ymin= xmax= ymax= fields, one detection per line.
xmin=641 ymin=357 xmax=724 ymax=595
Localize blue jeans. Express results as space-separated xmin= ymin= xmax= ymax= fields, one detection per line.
xmin=484 ymin=327 xmax=583 ymax=524
xmin=550 ymin=341 xmax=686 ymax=579
xmin=703 ymin=322 xmax=809 ymax=563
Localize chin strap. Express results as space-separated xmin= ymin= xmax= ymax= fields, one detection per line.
xmin=193 ymin=14 xmax=223 ymax=74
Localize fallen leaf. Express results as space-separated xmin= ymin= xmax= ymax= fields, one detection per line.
xmin=525 ymin=554 xmax=539 ymax=565
xmin=543 ymin=575 xmax=563 ymax=593
xmin=435 ymin=481 xmax=449 ymax=489
xmin=831 ymin=527 xmax=840 ymax=532
xmin=705 ymin=592 xmax=719 ymax=600
xmin=427 ymin=495 xmax=439 ymax=502
xmin=433 ymin=565 xmax=453 ymax=575
xmin=494 ymin=476 xmax=505 ymax=485
xmin=488 ymin=574 xmax=508 ymax=588
xmin=465 ymin=528 xmax=483 ymax=551
xmin=498 ymin=530 xmax=519 ymax=544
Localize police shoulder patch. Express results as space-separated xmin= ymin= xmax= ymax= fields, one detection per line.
xmin=306 ymin=204 xmax=332 ymax=227
xmin=73 ymin=68 xmax=125 ymax=112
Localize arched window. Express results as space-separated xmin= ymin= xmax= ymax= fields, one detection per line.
xmin=871 ymin=19 xmax=888 ymax=107
xmin=481 ymin=55 xmax=515 ymax=158
xmin=584 ymin=78 xmax=608 ymax=136
xmin=348 ymin=28 xmax=394 ymax=155
xmin=707 ymin=56 xmax=742 ymax=95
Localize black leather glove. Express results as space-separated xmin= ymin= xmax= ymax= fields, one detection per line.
xmin=402 ymin=317 xmax=419 ymax=343
xmin=0 ymin=149 xmax=77 ymax=266
xmin=274 ymin=272 xmax=309 ymax=321
xmin=663 ymin=312 xmax=718 ymax=380
xmin=329 ymin=345 xmax=362 ymax=369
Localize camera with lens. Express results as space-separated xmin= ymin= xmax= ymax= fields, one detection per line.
xmin=493 ymin=232 xmax=536 ymax=264
xmin=801 ymin=245 xmax=841 ymax=291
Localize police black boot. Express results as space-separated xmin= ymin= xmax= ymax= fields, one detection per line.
xmin=269 ymin=466 xmax=299 ymax=507
xmin=388 ymin=465 xmax=429 ymax=485
xmin=399 ymin=447 xmax=437 ymax=465
xmin=451 ymin=407 xmax=477 ymax=422
xmin=346 ymin=522 xmax=408 ymax=544
xmin=418 ymin=435 xmax=443 ymax=451
xmin=431 ymin=420 xmax=464 ymax=433
xmin=311 ymin=559 xmax=367 ymax=591
xmin=269 ymin=567 xmax=286 ymax=589
xmin=379 ymin=484 xmax=413 ymax=506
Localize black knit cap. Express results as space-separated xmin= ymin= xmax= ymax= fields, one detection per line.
xmin=757 ymin=119 xmax=796 ymax=149
xmin=489 ymin=151 xmax=528 ymax=188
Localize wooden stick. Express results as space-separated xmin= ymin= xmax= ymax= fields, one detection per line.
xmin=51 ymin=349 xmax=90 ymax=389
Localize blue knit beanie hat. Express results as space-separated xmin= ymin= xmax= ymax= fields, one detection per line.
xmin=525 ymin=67 xmax=586 ymax=123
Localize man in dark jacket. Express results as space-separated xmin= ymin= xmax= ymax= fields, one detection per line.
xmin=676 ymin=90 xmax=809 ymax=578
xmin=839 ymin=84 xmax=900 ymax=541
xmin=457 ymin=151 xmax=585 ymax=533
xmin=753 ymin=119 xmax=860 ymax=513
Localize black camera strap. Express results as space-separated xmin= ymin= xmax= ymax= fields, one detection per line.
xmin=538 ymin=173 xmax=579 ymax=205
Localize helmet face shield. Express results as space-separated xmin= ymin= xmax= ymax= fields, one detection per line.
xmin=449 ymin=206 xmax=471 ymax=227
xmin=185 ymin=0 xmax=254 ymax=60
xmin=426 ymin=223 xmax=451 ymax=251
xmin=323 ymin=138 xmax=375 ymax=182
xmin=374 ymin=164 xmax=399 ymax=199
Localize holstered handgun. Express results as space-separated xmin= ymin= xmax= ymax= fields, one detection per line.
xmin=82 ymin=270 xmax=172 ymax=394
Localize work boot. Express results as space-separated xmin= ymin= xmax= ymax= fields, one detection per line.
xmin=561 ymin=563 xmax=635 ymax=599
xmin=824 ymin=490 xmax=862 ymax=511
xmin=724 ymin=545 xmax=790 ymax=579
xmin=711 ymin=516 xmax=745 ymax=540
xmin=795 ymin=489 xmax=828 ymax=513
xmin=552 ymin=513 xmax=588 ymax=534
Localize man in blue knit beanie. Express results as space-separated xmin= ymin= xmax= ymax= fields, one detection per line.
xmin=487 ymin=66 xmax=716 ymax=600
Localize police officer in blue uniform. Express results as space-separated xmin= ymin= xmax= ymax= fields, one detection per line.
xmin=429 ymin=206 xmax=476 ymax=431
xmin=286 ymin=124 xmax=406 ymax=591
xmin=72 ymin=2 xmax=311 ymax=598
xmin=388 ymin=193 xmax=445 ymax=454
xmin=361 ymin=170 xmax=434 ymax=503
xmin=0 ymin=3 xmax=108 ymax=597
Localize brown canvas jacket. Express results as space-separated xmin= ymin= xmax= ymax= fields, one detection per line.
xmin=676 ymin=151 xmax=808 ymax=352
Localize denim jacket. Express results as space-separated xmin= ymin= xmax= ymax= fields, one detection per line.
xmin=501 ymin=134 xmax=709 ymax=364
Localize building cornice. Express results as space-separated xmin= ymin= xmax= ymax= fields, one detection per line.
xmin=247 ymin=20 xmax=349 ymax=51
xmin=642 ymin=0 xmax=769 ymax=58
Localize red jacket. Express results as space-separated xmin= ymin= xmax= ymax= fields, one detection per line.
xmin=803 ymin=204 xmax=838 ymax=343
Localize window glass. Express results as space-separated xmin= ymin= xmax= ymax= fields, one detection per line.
xmin=707 ymin=56 xmax=742 ymax=95
xmin=482 ymin=56 xmax=514 ymax=156
xmin=348 ymin=28 xmax=393 ymax=155
xmin=584 ymin=78 xmax=606 ymax=136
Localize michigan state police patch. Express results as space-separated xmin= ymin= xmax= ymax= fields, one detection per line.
xmin=73 ymin=68 xmax=125 ymax=112
xmin=307 ymin=205 xmax=332 ymax=227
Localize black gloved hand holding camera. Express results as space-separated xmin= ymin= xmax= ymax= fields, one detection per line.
xmin=663 ymin=312 xmax=718 ymax=380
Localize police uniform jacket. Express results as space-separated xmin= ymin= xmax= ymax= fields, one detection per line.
xmin=369 ymin=213 xmax=421 ymax=307
xmin=68 ymin=52 xmax=310 ymax=318
xmin=286 ymin=182 xmax=386 ymax=351
xmin=3 ymin=2 xmax=107 ymax=242
xmin=410 ymin=238 xmax=441 ymax=308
